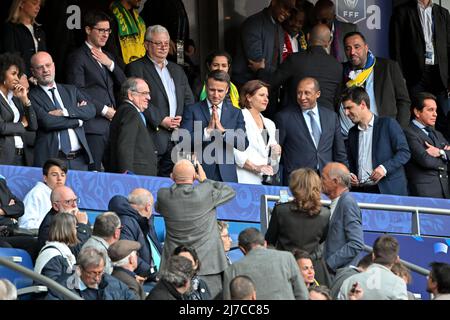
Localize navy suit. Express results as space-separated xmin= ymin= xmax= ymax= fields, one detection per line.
xmin=29 ymin=84 xmax=96 ymax=168
xmin=403 ymin=122 xmax=450 ymax=199
xmin=275 ymin=105 xmax=348 ymax=184
xmin=325 ymin=192 xmax=364 ymax=272
xmin=180 ymin=100 xmax=248 ymax=182
xmin=66 ymin=43 xmax=126 ymax=171
xmin=347 ymin=116 xmax=410 ymax=196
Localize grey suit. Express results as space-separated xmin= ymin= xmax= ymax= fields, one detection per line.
xmin=222 ymin=247 xmax=308 ymax=300
xmin=155 ymin=179 xmax=235 ymax=298
xmin=338 ymin=263 xmax=408 ymax=300
xmin=126 ymin=56 xmax=194 ymax=176
xmin=325 ymin=192 xmax=365 ymax=272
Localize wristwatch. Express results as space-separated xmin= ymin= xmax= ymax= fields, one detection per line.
xmin=439 ymin=149 xmax=446 ymax=158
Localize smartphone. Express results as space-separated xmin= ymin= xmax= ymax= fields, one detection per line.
xmin=279 ymin=189 xmax=290 ymax=203
xmin=350 ymin=282 xmax=358 ymax=294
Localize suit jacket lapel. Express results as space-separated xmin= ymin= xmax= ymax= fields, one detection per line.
xmin=83 ymin=44 xmax=108 ymax=85
xmin=220 ymin=101 xmax=232 ymax=128
xmin=411 ymin=3 xmax=425 ymax=44
xmin=373 ymin=63 xmax=383 ymax=107
xmin=167 ymin=62 xmax=183 ymax=115
xmin=372 ymin=116 xmax=380 ymax=165
xmin=200 ymin=100 xmax=211 ymax=124
xmin=0 ymin=94 xmax=14 ymax=119
xmin=410 ymin=122 xmax=434 ymax=145
xmin=298 ymin=107 xmax=316 ymax=148
xmin=146 ymin=57 xmax=169 ymax=104
xmin=56 ymin=84 xmax=71 ymax=111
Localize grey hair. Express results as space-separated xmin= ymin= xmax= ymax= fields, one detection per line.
xmin=77 ymin=247 xmax=105 ymax=270
xmin=328 ymin=165 xmax=351 ymax=188
xmin=145 ymin=25 xmax=170 ymax=41
xmin=120 ymin=77 xmax=140 ymax=102
xmin=159 ymin=255 xmax=194 ymax=288
xmin=0 ymin=279 xmax=17 ymax=300
xmin=112 ymin=251 xmax=137 ymax=268
xmin=127 ymin=192 xmax=152 ymax=207
xmin=93 ymin=211 xmax=121 ymax=239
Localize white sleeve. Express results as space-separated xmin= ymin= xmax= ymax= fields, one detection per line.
xmin=19 ymin=188 xmax=50 ymax=229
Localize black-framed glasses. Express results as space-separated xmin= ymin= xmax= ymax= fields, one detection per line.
xmin=92 ymin=27 xmax=112 ymax=34
xmin=132 ymin=90 xmax=151 ymax=98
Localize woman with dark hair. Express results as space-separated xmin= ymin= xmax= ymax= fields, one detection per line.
xmin=199 ymin=50 xmax=240 ymax=108
xmin=234 ymin=80 xmax=281 ymax=185
xmin=265 ymin=168 xmax=331 ymax=286
xmin=0 ymin=52 xmax=37 ymax=166
xmin=34 ymin=212 xmax=78 ymax=280
xmin=1 ymin=0 xmax=46 ymax=76
xmin=173 ymin=245 xmax=211 ymax=300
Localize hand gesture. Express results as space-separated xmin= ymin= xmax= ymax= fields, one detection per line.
xmin=73 ymin=210 xmax=88 ymax=224
xmin=348 ymin=282 xmax=364 ymax=300
xmin=21 ymin=115 xmax=29 ymax=128
xmin=48 ymin=109 xmax=64 ymax=116
xmin=212 ymin=107 xmax=225 ymax=133
xmin=248 ymin=58 xmax=265 ymax=72
xmin=91 ymin=47 xmax=113 ymax=68
xmin=104 ymin=106 xmax=116 ymax=120
xmin=369 ymin=166 xmax=385 ymax=183
xmin=77 ymin=100 xmax=87 ymax=107
xmin=12 ymin=84 xmax=28 ymax=102
xmin=350 ymin=173 xmax=359 ymax=186
xmin=425 ymin=141 xmax=442 ymax=157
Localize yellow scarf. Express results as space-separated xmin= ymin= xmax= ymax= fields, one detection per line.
xmin=111 ymin=1 xmax=146 ymax=64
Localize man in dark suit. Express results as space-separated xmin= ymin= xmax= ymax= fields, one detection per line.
xmin=339 ymin=32 xmax=411 ymax=137
xmin=321 ymin=162 xmax=364 ymax=275
xmin=38 ymin=186 xmax=91 ymax=256
xmin=390 ymin=0 xmax=450 ymax=138
xmin=404 ymin=92 xmax=450 ymax=199
xmin=275 ymin=77 xmax=347 ymax=185
xmin=105 ymin=77 xmax=157 ymax=176
xmin=253 ymin=23 xmax=342 ymax=110
xmin=313 ymin=0 xmax=357 ymax=63
xmin=29 ymin=51 xmax=96 ymax=171
xmin=66 ymin=11 xmax=126 ymax=172
xmin=343 ymin=87 xmax=411 ymax=196
xmin=180 ymin=70 xmax=248 ymax=182
xmin=156 ymin=159 xmax=236 ymax=298
xmin=126 ymin=25 xmax=194 ymax=177
xmin=232 ymin=0 xmax=296 ymax=117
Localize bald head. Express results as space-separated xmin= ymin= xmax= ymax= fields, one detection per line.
xmin=323 ymin=162 xmax=351 ymax=188
xmin=309 ymin=23 xmax=332 ymax=47
xmin=171 ymin=160 xmax=196 ymax=184
xmin=31 ymin=51 xmax=55 ymax=86
xmin=51 ymin=186 xmax=78 ymax=212
xmin=230 ymin=275 xmax=256 ymax=300
xmin=128 ymin=188 xmax=153 ymax=218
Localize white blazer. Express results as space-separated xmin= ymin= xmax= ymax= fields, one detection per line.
xmin=234 ymin=108 xmax=278 ymax=184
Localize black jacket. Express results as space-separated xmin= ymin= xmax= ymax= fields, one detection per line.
xmin=108 ymin=195 xmax=162 ymax=279
xmin=0 ymin=178 xmax=24 ymax=226
xmin=37 ymin=208 xmax=91 ymax=256
xmin=146 ymin=279 xmax=186 ymax=300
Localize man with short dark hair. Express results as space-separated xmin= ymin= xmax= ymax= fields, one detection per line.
xmin=342 ymin=86 xmax=410 ymax=195
xmin=230 ymin=275 xmax=256 ymax=300
xmin=339 ymin=31 xmax=410 ymax=137
xmin=403 ymin=92 xmax=450 ymax=199
xmin=222 ymin=228 xmax=308 ymax=300
xmin=19 ymin=158 xmax=67 ymax=230
xmin=275 ymin=77 xmax=347 ymax=184
xmin=338 ymin=235 xmax=408 ymax=300
xmin=66 ymin=10 xmax=126 ymax=172
xmin=427 ymin=262 xmax=450 ymax=300
xmin=181 ymin=70 xmax=248 ymax=182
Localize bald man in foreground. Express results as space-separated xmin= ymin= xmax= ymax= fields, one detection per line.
xmin=156 ymin=160 xmax=236 ymax=298
xmin=321 ymin=162 xmax=364 ymax=277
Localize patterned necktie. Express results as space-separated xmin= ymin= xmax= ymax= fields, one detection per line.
xmin=308 ymin=110 xmax=321 ymax=148
xmin=282 ymin=31 xmax=293 ymax=62
xmin=49 ymin=88 xmax=71 ymax=154
xmin=425 ymin=126 xmax=440 ymax=147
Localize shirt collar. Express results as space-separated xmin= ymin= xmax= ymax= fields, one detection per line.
xmin=149 ymin=56 xmax=168 ymax=69
xmin=85 ymin=41 xmax=101 ymax=52
xmin=39 ymin=83 xmax=57 ymax=92
xmin=0 ymin=90 xmax=14 ymax=103
xmin=357 ymin=113 xmax=374 ymax=131
xmin=412 ymin=119 xmax=427 ymax=130
xmin=302 ymin=104 xmax=319 ymax=116
xmin=206 ymin=99 xmax=224 ymax=110
xmin=125 ymin=99 xmax=142 ymax=113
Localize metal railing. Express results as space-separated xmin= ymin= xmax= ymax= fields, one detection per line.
xmin=260 ymin=195 xmax=450 ymax=236
xmin=0 ymin=257 xmax=83 ymax=300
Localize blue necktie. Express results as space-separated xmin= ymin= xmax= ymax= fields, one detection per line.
xmin=308 ymin=110 xmax=321 ymax=148
xmin=147 ymin=235 xmax=160 ymax=270
xmin=49 ymin=88 xmax=71 ymax=154
xmin=425 ymin=126 xmax=439 ymax=147
xmin=139 ymin=112 xmax=147 ymax=126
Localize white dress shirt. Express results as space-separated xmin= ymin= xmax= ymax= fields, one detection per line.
xmin=19 ymin=181 xmax=52 ymax=229
xmin=150 ymin=57 xmax=178 ymax=117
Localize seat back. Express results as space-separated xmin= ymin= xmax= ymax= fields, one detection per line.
xmin=0 ymin=247 xmax=34 ymax=291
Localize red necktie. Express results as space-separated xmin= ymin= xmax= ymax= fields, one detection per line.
xmin=282 ymin=31 xmax=293 ymax=62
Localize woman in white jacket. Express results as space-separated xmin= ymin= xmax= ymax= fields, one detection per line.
xmin=234 ymin=80 xmax=281 ymax=184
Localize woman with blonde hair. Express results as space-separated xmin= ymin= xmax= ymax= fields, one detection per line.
xmin=265 ymin=168 xmax=331 ymax=286
xmin=34 ymin=212 xmax=78 ymax=280
xmin=2 ymin=0 xmax=46 ymax=75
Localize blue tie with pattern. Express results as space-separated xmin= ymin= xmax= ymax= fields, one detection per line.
xmin=308 ymin=110 xmax=321 ymax=148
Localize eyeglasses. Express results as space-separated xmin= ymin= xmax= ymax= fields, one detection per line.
xmin=147 ymin=40 xmax=170 ymax=48
xmin=92 ymin=27 xmax=112 ymax=34
xmin=55 ymin=197 xmax=80 ymax=206
xmin=132 ymin=90 xmax=151 ymax=98
xmin=32 ymin=62 xmax=53 ymax=72
xmin=221 ymin=233 xmax=231 ymax=239
xmin=82 ymin=267 xmax=104 ymax=278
